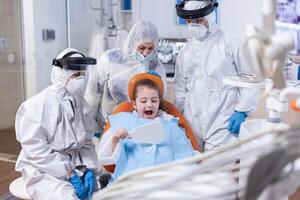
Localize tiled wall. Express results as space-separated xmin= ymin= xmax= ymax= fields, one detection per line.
xmin=0 ymin=0 xmax=24 ymax=129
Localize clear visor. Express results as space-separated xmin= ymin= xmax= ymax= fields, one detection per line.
xmin=186 ymin=17 xmax=207 ymax=24
xmin=65 ymin=69 xmax=89 ymax=89
xmin=67 ymin=70 xmax=86 ymax=79
xmin=83 ymin=63 xmax=101 ymax=106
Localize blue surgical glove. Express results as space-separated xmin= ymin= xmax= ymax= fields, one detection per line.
xmin=68 ymin=172 xmax=88 ymax=200
xmin=84 ymin=169 xmax=95 ymax=199
xmin=94 ymin=132 xmax=101 ymax=138
xmin=228 ymin=111 xmax=247 ymax=135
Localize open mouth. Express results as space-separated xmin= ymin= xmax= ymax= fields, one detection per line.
xmin=144 ymin=110 xmax=153 ymax=116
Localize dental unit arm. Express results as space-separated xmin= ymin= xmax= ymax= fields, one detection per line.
xmin=237 ymin=0 xmax=298 ymax=123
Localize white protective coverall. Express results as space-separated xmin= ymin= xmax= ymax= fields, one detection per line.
xmin=85 ymin=20 xmax=167 ymax=122
xmin=175 ymin=2 xmax=260 ymax=151
xmin=15 ymin=48 xmax=100 ymax=200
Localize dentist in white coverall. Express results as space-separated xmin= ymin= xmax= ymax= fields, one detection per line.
xmin=15 ymin=48 xmax=101 ymax=200
xmin=174 ymin=0 xmax=260 ymax=151
xmin=85 ymin=20 xmax=167 ymax=127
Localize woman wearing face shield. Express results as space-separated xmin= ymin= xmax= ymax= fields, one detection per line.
xmin=84 ymin=20 xmax=167 ymax=126
xmin=174 ymin=1 xmax=260 ymax=152
xmin=15 ymin=48 xmax=101 ymax=200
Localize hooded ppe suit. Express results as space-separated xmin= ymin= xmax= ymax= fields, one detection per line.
xmin=175 ymin=1 xmax=260 ymax=151
xmin=85 ymin=20 xmax=167 ymax=123
xmin=15 ymin=48 xmax=100 ymax=200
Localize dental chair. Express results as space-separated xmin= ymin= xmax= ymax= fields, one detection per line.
xmin=102 ymin=73 xmax=201 ymax=173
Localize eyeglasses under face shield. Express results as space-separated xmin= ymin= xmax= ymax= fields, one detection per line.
xmin=175 ymin=0 xmax=218 ymax=20
xmin=52 ymin=51 xmax=97 ymax=71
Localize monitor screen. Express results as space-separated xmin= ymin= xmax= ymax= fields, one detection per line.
xmin=275 ymin=0 xmax=300 ymax=55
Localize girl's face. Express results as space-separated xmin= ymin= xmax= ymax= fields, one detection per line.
xmin=133 ymin=86 xmax=160 ymax=119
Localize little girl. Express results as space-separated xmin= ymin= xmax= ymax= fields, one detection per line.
xmin=98 ymin=72 xmax=195 ymax=181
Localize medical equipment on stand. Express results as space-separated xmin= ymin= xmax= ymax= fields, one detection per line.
xmin=224 ymin=0 xmax=297 ymax=124
xmin=89 ymin=0 xmax=127 ymax=51
xmin=225 ymin=1 xmax=300 ymax=198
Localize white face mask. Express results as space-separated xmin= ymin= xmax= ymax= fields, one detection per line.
xmin=131 ymin=50 xmax=156 ymax=66
xmin=188 ymin=23 xmax=209 ymax=40
xmin=66 ymin=76 xmax=85 ymax=96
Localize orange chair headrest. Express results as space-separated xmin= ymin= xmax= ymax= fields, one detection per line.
xmin=128 ymin=73 xmax=164 ymax=100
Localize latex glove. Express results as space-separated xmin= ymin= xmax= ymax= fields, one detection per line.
xmin=228 ymin=111 xmax=247 ymax=135
xmin=68 ymin=172 xmax=88 ymax=200
xmin=94 ymin=132 xmax=101 ymax=138
xmin=84 ymin=169 xmax=95 ymax=199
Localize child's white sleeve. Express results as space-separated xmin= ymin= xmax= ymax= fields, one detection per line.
xmin=98 ymin=128 xmax=122 ymax=165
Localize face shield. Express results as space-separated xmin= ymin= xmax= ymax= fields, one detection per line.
xmin=176 ymin=0 xmax=218 ymax=20
xmin=51 ymin=48 xmax=97 ymax=97
xmin=176 ymin=1 xmax=218 ymax=40
xmin=52 ymin=51 xmax=96 ymax=71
